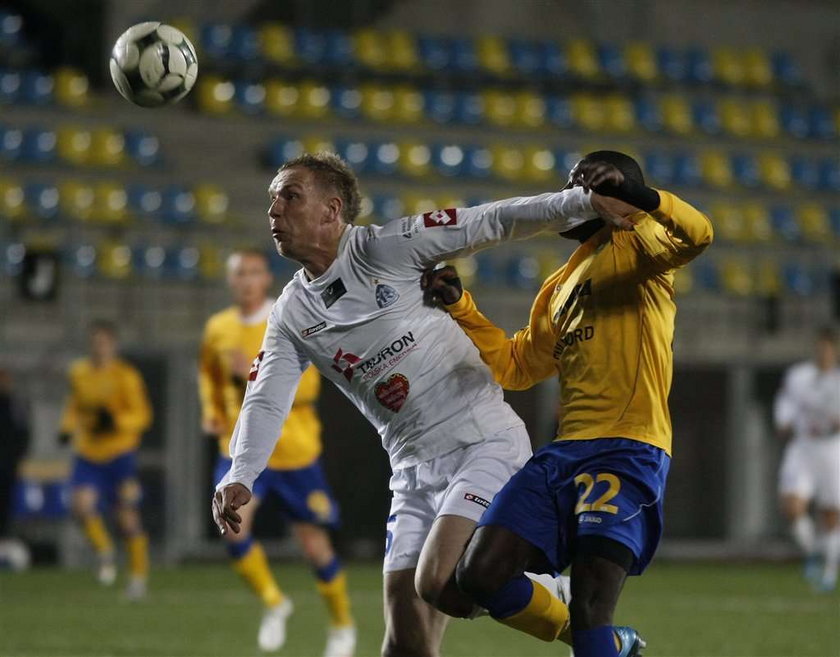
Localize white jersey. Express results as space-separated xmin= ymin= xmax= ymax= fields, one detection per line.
xmin=774 ymin=361 xmax=840 ymax=442
xmin=222 ymin=189 xmax=597 ymax=491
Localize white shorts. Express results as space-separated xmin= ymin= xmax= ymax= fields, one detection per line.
xmin=383 ymin=424 xmax=532 ymax=573
xmin=778 ymin=436 xmax=840 ymax=509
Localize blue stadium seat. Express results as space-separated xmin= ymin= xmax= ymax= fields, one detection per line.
xmin=266 ymin=137 xmax=303 ymax=168
xmin=597 ymin=44 xmax=626 ymax=80
xmin=545 ymin=96 xmax=573 ymax=129
xmin=644 ymin=151 xmax=675 ymax=186
xmin=24 ymin=182 xmax=59 ymax=220
xmin=685 ymin=48 xmax=713 ymax=83
xmin=335 ymin=139 xmax=372 ymax=174
xmin=230 ymin=24 xmax=260 ymax=61
xmin=200 ymin=22 xmax=233 ymax=59
xmin=789 ymin=156 xmax=819 ymax=190
xmin=508 ymin=38 xmax=541 ymax=76
xmin=782 ymin=263 xmax=814 ymax=296
xmin=554 ymin=149 xmax=583 ymax=175
xmin=731 ymin=154 xmax=760 ymax=188
xmin=829 ymin=208 xmax=840 ymax=240
xmin=423 ymin=90 xmax=456 ymax=124
xmin=69 ymin=243 xmax=97 ymax=278
xmin=691 ymin=259 xmax=720 ymax=292
xmin=431 ymin=143 xmax=466 ymax=177
xmin=771 ymin=52 xmax=802 ymax=87
xmin=692 ymin=98 xmax=720 ymax=135
xmin=160 ymin=185 xmax=196 ymax=225
xmin=1 ymin=242 xmax=25 ymax=276
xmin=475 ymin=252 xmax=501 ymax=286
xmin=169 ymin=245 xmax=201 ymax=280
xmin=294 ymin=27 xmax=327 ymax=65
xmin=20 ymin=71 xmax=53 ymax=105
xmin=0 ymin=69 xmax=21 ymax=104
xmin=20 ymin=127 xmax=57 ymax=164
xmin=0 ymin=10 xmax=24 ymax=47
xmin=330 ymin=84 xmax=363 ymax=120
xmin=635 ymin=96 xmax=663 ymax=132
xmin=449 ymin=37 xmax=478 ymax=73
xmin=132 ymin=244 xmax=166 ymax=279
xmin=808 ymin=105 xmax=836 ymax=140
xmin=0 ymin=124 xmax=23 ymax=161
xmin=780 ymin=103 xmax=809 ymax=139
xmin=124 ymin=130 xmax=161 ymax=167
xmin=463 ymin=146 xmax=493 ymax=179
xmin=372 ymin=194 xmax=403 ymax=222
xmin=234 ymin=81 xmax=266 ymax=114
xmin=671 ymin=152 xmax=701 ymax=187
xmin=506 ymin=254 xmax=541 ymax=290
xmin=453 ymin=91 xmax=484 ymax=125
xmin=371 ymin=142 xmax=400 ymax=176
xmin=818 ymin=158 xmax=840 ymax=192
xmin=539 ymin=40 xmax=568 ymax=77
xmin=127 ymin=184 xmax=162 ymax=221
xmin=656 ymin=46 xmax=687 ymax=83
xmin=323 ymin=29 xmax=354 ymax=67
xmin=417 ymin=35 xmax=452 ymax=71
xmin=770 ymin=205 xmax=800 ymax=242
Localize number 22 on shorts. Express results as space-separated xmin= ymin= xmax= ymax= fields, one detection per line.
xmin=574 ymin=472 xmax=621 ymax=514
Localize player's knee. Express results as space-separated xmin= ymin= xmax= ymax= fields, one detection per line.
xmin=71 ymin=489 xmax=96 ymax=519
xmin=116 ymin=506 xmax=142 ymax=535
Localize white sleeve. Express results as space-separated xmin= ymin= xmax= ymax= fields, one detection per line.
xmin=773 ymin=369 xmax=798 ymax=431
xmin=217 ymin=304 xmax=308 ymax=492
xmin=367 ymin=187 xmax=598 ymax=272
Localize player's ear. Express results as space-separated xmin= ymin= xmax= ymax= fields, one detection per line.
xmin=325 ymin=195 xmax=343 ymax=225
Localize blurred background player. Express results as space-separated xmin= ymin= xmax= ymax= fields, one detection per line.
xmin=774 ymin=326 xmax=840 ymax=592
xmin=59 ymin=320 xmax=152 ymax=598
xmin=0 ymin=366 xmax=31 ymax=570
xmin=199 ymin=249 xmax=355 ymax=655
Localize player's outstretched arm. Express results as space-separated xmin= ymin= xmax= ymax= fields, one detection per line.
xmin=574 ymin=160 xmax=713 ymax=270
xmin=422 ymin=267 xmax=556 ymax=390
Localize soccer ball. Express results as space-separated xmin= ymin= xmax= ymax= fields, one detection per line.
xmin=109 ymin=22 xmax=198 ymax=108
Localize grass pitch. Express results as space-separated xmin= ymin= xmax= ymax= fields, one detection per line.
xmin=0 ymin=561 xmax=836 ymax=657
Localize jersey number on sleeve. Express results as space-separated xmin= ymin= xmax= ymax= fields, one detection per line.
xmin=574 ymin=472 xmax=621 ymax=515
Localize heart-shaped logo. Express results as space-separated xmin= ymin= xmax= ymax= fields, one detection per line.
xmin=374 ymin=373 xmax=410 ymax=413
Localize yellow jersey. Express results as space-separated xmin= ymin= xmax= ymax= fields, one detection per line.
xmin=60 ymin=358 xmax=152 ymax=463
xmin=446 ymin=189 xmax=713 ymax=455
xmin=198 ymin=302 xmax=322 ymax=470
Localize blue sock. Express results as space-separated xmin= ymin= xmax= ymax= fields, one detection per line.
xmin=226 ymin=535 xmax=253 ymax=560
xmin=470 ymin=574 xmax=534 ymax=619
xmin=573 ymin=626 xmax=618 ymax=657
xmin=314 ymin=556 xmax=342 ymax=583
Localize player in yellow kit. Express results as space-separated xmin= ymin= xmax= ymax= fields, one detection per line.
xmin=199 ymin=249 xmax=355 ymax=656
xmin=423 ymin=152 xmax=713 ymax=657
xmin=59 ymin=320 xmax=152 ymax=599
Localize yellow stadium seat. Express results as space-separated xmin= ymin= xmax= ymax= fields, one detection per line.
xmin=719 ymin=98 xmax=752 ymax=138
xmin=168 ymin=18 xmax=198 ymax=49
xmin=355 ymin=194 xmax=375 ymax=226
xmin=743 ymin=48 xmax=772 ymax=88
xmin=758 ymin=152 xmax=791 ymax=190
xmin=712 ymin=48 xmax=745 ymax=86
xmin=755 ymin=260 xmax=781 ymax=296
xmin=797 ymin=203 xmax=831 ymax=242
xmin=660 ymin=94 xmax=693 ymax=134
xmin=835 ymin=107 xmax=840 ymax=137
xmin=566 ymin=39 xmax=600 ymax=79
xmin=700 ymin=150 xmax=733 ymax=188
xmin=673 ymin=267 xmax=693 ymax=295
xmin=514 ymin=91 xmax=546 ymax=129
xmin=90 ymin=128 xmax=126 ymax=168
xmin=709 ymin=203 xmax=745 ymax=242
xmin=721 ymin=259 xmax=752 ymax=296
xmin=398 ymin=142 xmax=432 ymax=178
xmin=57 ymin=127 xmax=92 ymax=165
xmin=258 ymin=22 xmax=295 ymax=65
xmin=484 ymin=89 xmax=517 ymax=127
xmin=491 ymin=144 xmax=525 ymax=181
xmin=265 ymin=79 xmax=299 ymax=116
xmin=476 ymin=35 xmax=511 ymax=75
xmin=58 ymin=180 xmax=95 ymax=222
xmin=389 ymin=30 xmax=419 ymax=71
xmin=625 ymin=42 xmax=657 ymax=82
xmin=92 ymin=182 xmax=128 ymax=224
xmin=198 ymin=244 xmax=225 ymax=280
xmin=353 ymin=28 xmax=388 ymax=69
xmin=302 ymin=135 xmax=335 ymax=155
xmin=742 ymin=202 xmax=774 ymax=242
xmin=522 ymin=147 xmax=557 ymax=184
xmin=571 ymin=93 xmax=607 ymax=132
xmin=98 ymin=241 xmax=133 ymax=280
xmin=360 ymin=84 xmax=395 ymax=122
xmin=196 ymin=75 xmax=235 ymax=115
xmin=401 ymin=192 xmax=437 ymax=215
xmin=536 ymin=250 xmax=563 ymax=280
xmin=297 ymin=81 xmax=331 ymax=119
xmin=392 ymin=86 xmax=424 ymax=123
xmin=436 ymin=194 xmax=467 ymax=211
xmin=0 ymin=179 xmax=25 ymax=221
xmin=750 ymin=99 xmax=780 ymax=139
xmin=448 ymin=256 xmax=478 ymax=288
xmin=604 ymin=94 xmax=636 ymax=132
xmin=194 ymin=184 xmax=229 ymax=225
xmin=54 ymin=67 xmax=89 ymax=107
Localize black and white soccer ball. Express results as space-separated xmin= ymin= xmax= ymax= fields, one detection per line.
xmin=110 ymin=22 xmax=198 ymax=108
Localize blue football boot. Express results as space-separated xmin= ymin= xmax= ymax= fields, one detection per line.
xmin=615 ymin=626 xmax=646 ymax=657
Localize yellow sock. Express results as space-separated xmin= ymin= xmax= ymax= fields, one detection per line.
xmin=316 ymin=571 xmax=353 ymax=628
xmin=126 ymin=533 xmax=149 ymax=578
xmin=82 ymin=515 xmax=113 ymax=555
xmin=232 ymin=542 xmax=283 ymax=608
xmin=497 ymin=580 xmax=570 ymax=643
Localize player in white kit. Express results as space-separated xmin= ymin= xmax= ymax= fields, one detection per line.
xmin=775 ymin=326 xmax=840 ymax=592
xmin=212 ymin=152 xmax=634 ymax=656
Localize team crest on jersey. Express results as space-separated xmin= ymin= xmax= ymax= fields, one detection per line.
xmin=248 ymin=351 xmax=265 ymax=381
xmin=423 ymin=208 xmax=457 ymax=228
xmin=375 ymin=372 xmax=410 ymax=412
xmin=375 ymin=284 xmax=399 ymax=309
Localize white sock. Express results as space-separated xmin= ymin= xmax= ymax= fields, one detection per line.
xmin=791 ymin=515 xmax=817 ymax=555
xmin=822 ymin=528 xmax=840 ymax=585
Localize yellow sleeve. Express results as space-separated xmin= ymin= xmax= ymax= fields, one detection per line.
xmin=59 ymin=369 xmax=79 ymax=434
xmin=115 ymin=367 xmax=153 ymax=434
xmin=197 ymin=323 xmax=226 ymax=425
xmin=292 ymin=365 xmax=320 ymax=406
xmin=633 ymin=189 xmax=714 ymax=271
xmin=446 ymin=288 xmax=556 ymax=391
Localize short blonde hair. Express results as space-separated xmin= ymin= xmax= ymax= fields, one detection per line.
xmin=279 ymin=152 xmax=362 ymax=224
